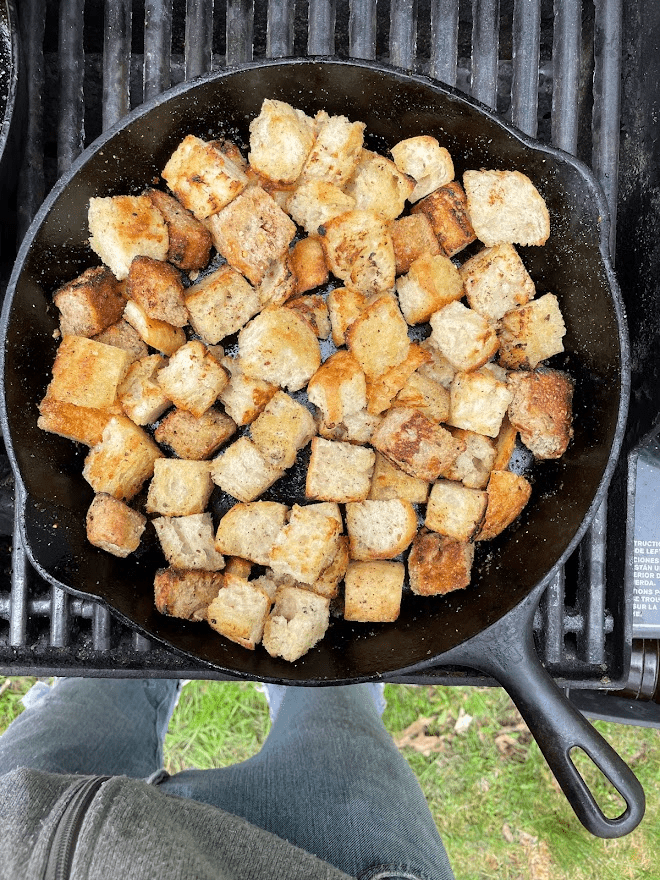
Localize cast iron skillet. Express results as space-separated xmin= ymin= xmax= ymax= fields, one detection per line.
xmin=0 ymin=58 xmax=643 ymax=837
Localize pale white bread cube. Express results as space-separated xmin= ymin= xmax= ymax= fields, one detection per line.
xmin=206 ymin=187 xmax=296 ymax=285
xmin=37 ymin=397 xmax=115 ymax=447
xmin=211 ymin=436 xmax=285 ymax=502
xmin=305 ymin=502 xmax=343 ymax=527
xmin=307 ymin=350 xmax=367 ymax=428
xmin=327 ymin=286 xmax=369 ymax=347
xmin=217 ymin=356 xmax=278 ymax=426
xmin=125 ymin=256 xmax=188 ymax=327
xmin=268 ymin=504 xmax=342 ymax=584
xmin=476 ymin=470 xmax=532 ymax=541
xmin=185 ymin=265 xmax=261 ymax=344
xmin=344 ymin=149 xmax=415 ymax=220
xmin=53 ymin=266 xmax=125 ymax=338
xmin=365 ymin=343 xmax=432 ymax=415
xmin=448 ymin=370 xmax=513 ymax=438
xmin=154 ymin=567 xmax=224 ymax=622
xmin=153 ymin=512 xmax=225 ymax=570
xmin=305 ymin=437 xmax=375 ymax=503
xmin=507 ymin=368 xmax=574 ymax=459
xmin=368 ymin=451 xmax=430 ymax=503
xmin=492 ymin=414 xmax=518 ymax=470
xmin=83 ymin=416 xmax=162 ymax=500
xmin=46 ymin=335 xmax=133 ymax=411
xmin=94 ymin=319 xmax=149 ymax=363
xmin=396 ymin=253 xmax=464 ymax=325
xmin=146 ymin=188 xmax=212 ymax=272
xmin=299 ymin=113 xmax=365 ymax=187
xmin=425 ymin=479 xmax=488 ymax=541
xmin=345 ymin=498 xmax=417 ymax=560
xmin=289 ymin=236 xmax=329 ymax=294
xmin=214 ymin=501 xmax=288 ymax=567
xmin=460 ymin=243 xmax=535 ymax=323
xmin=389 ymin=213 xmax=442 ymax=276
xmin=257 ymin=256 xmax=297 ymax=308
xmin=479 ymin=361 xmax=508 ymax=382
xmin=317 ymin=408 xmax=382 ymax=444
xmin=156 ymin=340 xmax=228 ymax=418
xmin=417 ymin=339 xmax=456 ymax=388
xmin=262 ymin=586 xmax=330 ymax=662
xmin=393 ymin=372 xmax=451 ymax=424
xmin=390 ymin=135 xmax=455 ymax=202
xmin=248 ymin=99 xmax=315 ymax=184
xmin=123 ymin=300 xmax=186 ymax=356
xmin=147 ymin=459 xmax=214 ymax=517
xmin=88 ymin=195 xmax=169 ymax=280
xmin=238 ymin=307 xmax=321 ymax=392
xmin=320 ymin=210 xmax=396 ymax=296
xmin=206 ymin=574 xmax=272 ymax=650
xmin=86 ymin=494 xmax=146 ymax=558
xmin=285 ymin=293 xmax=331 ymax=339
xmin=344 ymin=560 xmax=404 ymax=623
xmin=371 ymin=406 xmax=465 ymax=482
xmin=497 ymin=293 xmax=566 ymax=369
xmin=408 ymin=529 xmax=474 ymax=596
xmin=249 ymin=391 xmax=317 ymax=468
xmin=429 ymin=301 xmax=499 ymax=373
xmin=443 ymin=428 xmax=496 ymax=489
xmin=118 ymin=354 xmax=171 ymax=425
xmin=249 ymin=573 xmax=279 ymax=601
xmin=411 ymin=181 xmax=476 ymax=257
xmin=286 ymin=181 xmax=356 ymax=235
xmin=463 ymin=169 xmax=550 ymax=247
xmin=346 ymin=294 xmax=410 ymax=379
xmin=161 ymin=134 xmax=248 ymax=220
xmin=154 ymin=407 xmax=237 ymax=460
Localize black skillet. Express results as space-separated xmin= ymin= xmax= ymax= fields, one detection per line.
xmin=0 ymin=58 xmax=643 ymax=837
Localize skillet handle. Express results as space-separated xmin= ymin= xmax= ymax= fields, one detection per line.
xmin=440 ymin=587 xmax=645 ymax=838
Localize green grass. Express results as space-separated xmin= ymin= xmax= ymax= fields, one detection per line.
xmin=1 ymin=675 xmax=659 ymax=879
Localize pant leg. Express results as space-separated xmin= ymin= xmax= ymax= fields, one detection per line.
xmin=0 ymin=677 xmax=180 ymax=779
xmin=158 ymin=684 xmax=454 ymax=880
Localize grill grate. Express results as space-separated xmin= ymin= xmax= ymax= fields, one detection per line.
xmin=0 ymin=0 xmax=631 ymax=686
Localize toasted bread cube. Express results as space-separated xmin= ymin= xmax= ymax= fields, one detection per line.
xmin=305 ymin=502 xmax=343 ymax=527
xmin=86 ymin=493 xmax=146 ymax=557
xmin=217 ymin=356 xmax=278 ymax=426
xmin=156 ymin=341 xmax=228 ymax=418
xmin=393 ymin=372 xmax=451 ymax=424
xmin=214 ymin=501 xmax=288 ymax=566
xmin=154 ymin=407 xmax=236 ymax=460
xmin=256 ymin=256 xmax=297 ymax=308
xmin=313 ymin=535 xmax=350 ymax=599
xmin=269 ymin=505 xmax=342 ymax=584
xmin=346 ymin=295 xmax=410 ymax=379
xmin=211 ymin=436 xmax=284 ymax=502
xmin=146 ymin=188 xmax=212 ymax=271
xmin=238 ymin=307 xmax=321 ymax=392
xmin=389 ymin=214 xmax=442 ymax=276
xmin=365 ymin=343 xmax=432 ymax=415
xmin=125 ymin=256 xmax=187 ymax=327
xmin=429 ymin=301 xmax=499 ymax=372
xmin=448 ymin=371 xmax=513 ymax=438
xmin=285 ymin=294 xmax=331 ymax=338
xmin=492 ymin=415 xmax=518 ymax=470
xmin=37 ymin=397 xmax=115 ymax=447
xmin=443 ymin=428 xmax=496 ymax=489
xmin=88 ymin=195 xmax=169 ymax=280
xmin=426 ymin=479 xmax=488 ymax=541
xmin=123 ymin=300 xmax=186 ymax=356
xmin=412 ymin=181 xmax=476 ymax=257
xmin=206 ymin=187 xmax=296 ymax=285
xmin=153 ymin=512 xmax=224 ymax=570
xmin=93 ymin=319 xmax=149 ymax=362
xmin=368 ymin=451 xmax=430 ymax=503
xmin=248 ymin=99 xmax=315 ymax=184
xmin=344 ymin=149 xmax=415 ymax=220
xmin=477 ymin=470 xmax=532 ymax=541
xmin=249 ymin=391 xmax=316 ymax=469
xmin=507 ymin=368 xmax=573 ymax=459
xmin=372 ymin=406 xmax=464 ymax=482
xmin=305 ymin=437 xmax=375 ymax=503
xmin=299 ymin=113 xmax=365 ymax=186
xmin=390 ymin=136 xmax=454 ymax=202
xmin=290 ymin=236 xmax=329 ymax=294
xmin=408 ymin=529 xmax=474 ymax=596
xmin=162 ymin=135 xmax=248 ymax=220
xmin=463 ymin=169 xmax=550 ymax=247
xmin=118 ymin=354 xmax=171 ymax=425
xmin=327 ymin=286 xmax=369 ymax=347
xmin=344 ymin=560 xmax=404 ymax=623
xmin=46 ymin=335 xmax=133 ymax=410
xmin=53 ymin=266 xmax=125 ymax=338
xmin=185 ymin=265 xmax=260 ymax=345
xmin=154 ymin=567 xmax=223 ymax=621
xmin=345 ymin=499 xmax=417 ymax=561
xmin=307 ymin=350 xmax=367 ymax=428
xmin=147 ymin=459 xmax=214 ymax=516
xmin=287 ymin=181 xmax=356 ymax=235
xmin=263 ymin=585 xmax=330 ymax=662
xmin=418 ymin=339 xmax=456 ymax=388
xmin=320 ymin=210 xmax=396 ymax=296
xmin=83 ymin=415 xmax=162 ymax=500
xmin=317 ymin=409 xmax=382 ymax=444
xmin=396 ymin=253 xmax=464 ymax=325
xmin=460 ymin=243 xmax=535 ymax=323
xmin=206 ymin=574 xmax=271 ymax=649
xmin=498 ymin=293 xmax=566 ymax=369
xmin=224 ymin=557 xmax=254 ymax=580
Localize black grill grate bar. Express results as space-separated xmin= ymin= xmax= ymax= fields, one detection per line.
xmin=580 ymin=502 xmax=608 ymax=665
xmin=471 ymin=0 xmax=500 ymax=109
xmin=227 ymin=0 xmax=255 ymax=64
xmin=429 ymin=0 xmax=459 ymax=86
xmin=50 ymin=586 xmax=70 ymax=648
xmin=57 ymin=0 xmax=85 ymax=176
xmin=511 ymin=0 xmax=541 ymax=137
xmin=551 ymin=0 xmax=581 ymax=153
xmin=541 ymin=570 xmax=565 ymax=666
xmin=390 ymin=0 xmax=418 ymax=70
xmin=185 ymin=0 xmax=214 ymax=80
xmin=308 ymin=0 xmax=336 ymax=55
xmin=103 ymin=0 xmax=133 ymax=130
xmin=9 ymin=494 xmax=28 ymax=648
xmin=144 ymin=0 xmax=173 ymax=101
xmin=267 ymin=0 xmax=296 ymax=59
xmin=349 ymin=0 xmax=377 ymax=60
xmin=92 ymin=603 xmax=112 ymax=653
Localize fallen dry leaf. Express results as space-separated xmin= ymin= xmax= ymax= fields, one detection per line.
xmin=501 ymin=822 xmax=515 ymax=843
xmin=395 ymin=716 xmax=447 ymax=756
xmin=454 ymin=707 xmax=473 ymax=734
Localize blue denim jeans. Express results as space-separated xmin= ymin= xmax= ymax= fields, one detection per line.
xmin=0 ymin=678 xmax=454 ymax=880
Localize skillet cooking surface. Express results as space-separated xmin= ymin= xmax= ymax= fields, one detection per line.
xmin=0 ymin=59 xmax=627 ymax=683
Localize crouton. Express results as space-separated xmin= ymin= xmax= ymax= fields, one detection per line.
xmin=429 ymin=301 xmax=499 ymax=372
xmin=285 ymin=293 xmax=331 ymax=338
xmin=307 ymin=350 xmax=367 ymax=428
xmin=396 ymin=252 xmax=464 ymax=325
xmin=313 ymin=535 xmax=350 ymax=599
xmin=224 ymin=557 xmax=253 ymax=580
xmin=211 ymin=436 xmax=285 ymax=502
xmin=408 ymin=529 xmax=474 ymax=596
xmin=118 ymin=354 xmax=171 ymax=426
xmin=46 ymin=335 xmax=133 ymax=410
xmin=290 ymin=236 xmax=329 ymax=294
xmin=37 ymin=397 xmax=115 ymax=447
xmin=262 ymin=585 xmax=330 ymax=662
xmin=498 ymin=293 xmax=566 ymax=369
xmin=269 ymin=504 xmax=342 ymax=584
xmin=372 ymin=406 xmax=464 ymax=482
xmin=299 ymin=113 xmax=365 ymax=186
xmin=156 ymin=340 xmax=228 ymax=418
xmin=146 ymin=459 xmax=214 ymax=516
xmin=448 ymin=370 xmax=513 ymax=438
xmin=389 ymin=213 xmax=442 ymax=276
xmin=492 ymin=415 xmax=518 ymax=470
xmin=256 ymin=256 xmax=297 ymax=308
xmin=411 ymin=181 xmax=476 ymax=257
xmin=146 ymin=188 xmax=212 ymax=271
xmin=425 ymin=479 xmax=488 ymax=541
xmin=249 ymin=391 xmax=317 ymax=468
xmin=248 ymin=99 xmax=315 ymax=184
xmin=368 ymin=451 xmax=430 ymax=503
xmin=238 ymin=307 xmax=321 ymax=392
xmin=286 ymin=181 xmax=356 ymax=235
xmin=154 ymin=407 xmax=236 ymax=460
xmin=343 ymin=560 xmax=404 ymax=623
xmin=346 ymin=294 xmax=410 ymax=379
xmin=443 ymin=428 xmax=496 ymax=489
xmin=86 ymin=493 xmax=146 ymax=557
xmin=344 ymin=149 xmax=415 ymax=219
xmin=393 ymin=371 xmax=451 ymax=424
xmin=507 ymin=368 xmax=574 ymax=459
xmin=162 ymin=134 xmax=248 ymax=220
xmin=390 ymin=135 xmax=454 ymax=202
xmin=217 ymin=356 xmax=278 ymax=426
xmin=125 ymin=256 xmax=188 ymax=327
xmin=153 ymin=511 xmax=224 ymax=570
xmin=463 ymin=169 xmax=550 ymax=247
xmin=418 ymin=339 xmax=456 ymax=388
xmin=82 ymin=415 xmax=162 ymax=500
xmin=93 ymin=319 xmax=149 ymax=362
xmin=327 ymin=286 xmax=369 ymax=347
xmin=185 ymin=265 xmax=261 ymax=344
xmin=306 ymin=502 xmax=343 ymax=526
xmin=317 ymin=408 xmax=382 ymax=445
xmin=214 ymin=501 xmax=288 ymax=566
xmin=320 ymin=210 xmax=396 ymax=296
xmin=53 ymin=266 xmax=125 ymax=338
xmin=305 ymin=437 xmax=375 ymax=503
xmin=88 ymin=195 xmax=169 ymax=280
xmin=460 ymin=243 xmax=535 ymax=323
xmin=154 ymin=567 xmax=224 ymax=621
xmin=477 ymin=470 xmax=532 ymax=540
xmin=123 ymin=300 xmax=186 ymax=356
xmin=206 ymin=574 xmax=271 ymax=649
xmin=365 ymin=343 xmax=432 ymax=415
xmin=345 ymin=499 xmax=417 ymax=560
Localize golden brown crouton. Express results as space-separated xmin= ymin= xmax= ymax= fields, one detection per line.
xmin=305 ymin=437 xmax=375 ymax=503
xmin=408 ymin=529 xmax=474 ymax=596
xmin=207 ymin=575 xmax=272 ymax=650
xmin=344 ymin=149 xmax=415 ymax=220
xmin=217 ymin=356 xmax=278 ymax=426
xmin=290 ymin=236 xmax=329 ymax=294
xmin=93 ymin=319 xmax=149 ymax=362
xmin=396 ymin=252 xmax=464 ymax=325
xmin=211 ymin=436 xmax=285 ymax=502
xmin=343 ymin=560 xmax=404 ymax=623
xmin=345 ymin=499 xmax=417 ymax=560
xmin=88 ymin=195 xmax=169 ymax=280
xmin=256 ymin=256 xmax=297 ymax=308
xmin=497 ymin=293 xmax=566 ymax=369
xmin=299 ymin=113 xmax=365 ymax=187
xmin=463 ymin=169 xmax=550 ymax=247
xmin=411 ymin=181 xmax=476 ymax=257
xmin=368 ymin=451 xmax=430 ymax=503
xmin=390 ymin=135 xmax=455 ymax=202
xmin=460 ymin=243 xmax=535 ymax=323
xmin=286 ymin=181 xmax=356 ymax=235
xmin=262 ymin=586 xmax=330 ymax=662
xmin=285 ymin=293 xmax=331 ymax=339
xmin=365 ymin=343 xmax=432 ymax=415
xmin=327 ymin=286 xmax=369 ymax=347
xmin=307 ymin=350 xmax=367 ymax=428
xmin=346 ymin=295 xmax=410 ymax=379
xmin=417 ymin=339 xmax=456 ymax=388
xmin=46 ymin=335 xmax=133 ymax=410
xmin=37 ymin=397 xmax=115 ymax=447
xmin=86 ymin=494 xmax=146 ymax=557
xmin=147 ymin=459 xmax=214 ymax=517
xmin=372 ymin=406 xmax=465 ymax=482
xmin=249 ymin=391 xmax=317 ymax=469
xmin=248 ymin=99 xmax=315 ymax=184
xmin=146 ymin=188 xmax=212 ymax=272
xmin=448 ymin=370 xmax=513 ymax=438
xmin=320 ymin=210 xmax=396 ymax=296
xmin=389 ymin=213 xmax=442 ymax=276
xmin=124 ymin=256 xmax=187 ymax=328
xmin=492 ymin=415 xmax=518 ymax=470
xmin=312 ymin=535 xmax=350 ymax=599
xmin=214 ymin=501 xmax=288 ymax=567
xmin=118 ymin=354 xmax=172 ymax=425
xmin=476 ymin=470 xmax=532 ymax=540
xmin=393 ymin=372 xmax=451 ymax=424
xmin=425 ymin=479 xmax=488 ymax=541
xmin=156 ymin=341 xmax=228 ymax=418
xmin=185 ymin=264 xmax=261 ymax=344
xmin=154 ymin=567 xmax=224 ymax=621
xmin=82 ymin=415 xmax=162 ymax=500
xmin=429 ymin=301 xmax=499 ymax=372
xmin=154 ymin=407 xmax=236 ymax=460
xmin=269 ymin=505 xmax=342 ymax=585
xmin=238 ymin=307 xmax=321 ymax=392
xmin=53 ymin=266 xmax=125 ymax=338
xmin=507 ymin=369 xmax=574 ymax=459
xmin=153 ymin=512 xmax=225 ymax=570
xmin=123 ymin=300 xmax=186 ymax=356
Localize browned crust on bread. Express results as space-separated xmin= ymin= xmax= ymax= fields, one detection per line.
xmin=408 ymin=529 xmax=474 ymax=596
xmin=476 ymin=470 xmax=532 ymax=541
xmin=507 ymin=369 xmax=574 ymax=459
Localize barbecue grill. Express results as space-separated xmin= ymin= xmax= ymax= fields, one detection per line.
xmin=1 ymin=0 xmax=659 ymax=731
